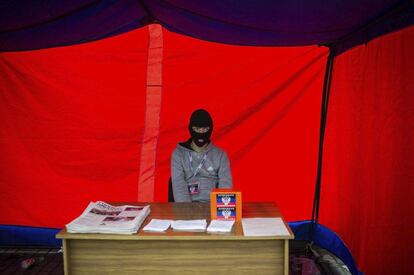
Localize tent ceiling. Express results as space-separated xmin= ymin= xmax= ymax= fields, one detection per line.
xmin=0 ymin=0 xmax=413 ymax=52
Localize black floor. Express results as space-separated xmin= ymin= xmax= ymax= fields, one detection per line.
xmin=0 ymin=247 xmax=63 ymax=275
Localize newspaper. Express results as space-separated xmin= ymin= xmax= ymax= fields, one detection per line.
xmin=66 ymin=201 xmax=150 ymax=234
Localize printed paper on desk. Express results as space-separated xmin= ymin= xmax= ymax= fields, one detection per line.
xmin=66 ymin=201 xmax=150 ymax=234
xmin=171 ymin=219 xmax=207 ymax=232
xmin=143 ymin=219 xmax=172 ymax=232
xmin=242 ymin=218 xmax=290 ymax=237
xmin=207 ymin=219 xmax=235 ymax=233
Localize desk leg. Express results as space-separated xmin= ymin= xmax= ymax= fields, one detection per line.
xmin=284 ymin=239 xmax=289 ymax=275
xmin=62 ymin=239 xmax=69 ymax=275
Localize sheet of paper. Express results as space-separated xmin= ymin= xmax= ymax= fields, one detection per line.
xmin=241 ymin=217 xmax=290 ymax=237
xmin=171 ymin=219 xmax=207 ymax=232
xmin=207 ymin=219 xmax=235 ymax=233
xmin=143 ymin=219 xmax=172 ymax=232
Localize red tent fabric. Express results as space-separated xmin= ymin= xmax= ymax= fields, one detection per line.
xmin=0 ymin=27 xmax=149 ymax=227
xmin=321 ymin=26 xmax=414 ymax=274
xmin=0 ymin=25 xmax=328 ymax=227
xmin=154 ymin=29 xmax=328 ymax=222
xmin=1 ymin=19 xmax=413 ymax=274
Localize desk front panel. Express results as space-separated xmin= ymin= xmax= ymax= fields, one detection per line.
xmin=65 ymin=238 xmax=285 ymax=274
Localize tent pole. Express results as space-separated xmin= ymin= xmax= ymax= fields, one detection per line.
xmin=310 ymin=47 xmax=335 ymax=242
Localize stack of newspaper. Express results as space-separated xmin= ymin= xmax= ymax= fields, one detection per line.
xmin=66 ymin=201 xmax=150 ymax=234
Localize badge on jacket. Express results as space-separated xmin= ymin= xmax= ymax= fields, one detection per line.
xmin=188 ymin=182 xmax=200 ymax=195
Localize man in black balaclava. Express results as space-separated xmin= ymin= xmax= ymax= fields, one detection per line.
xmin=171 ymin=109 xmax=232 ymax=202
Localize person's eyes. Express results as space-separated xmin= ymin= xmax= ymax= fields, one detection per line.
xmin=192 ymin=127 xmax=209 ymax=133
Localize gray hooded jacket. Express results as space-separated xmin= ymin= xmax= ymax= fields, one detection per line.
xmin=171 ymin=140 xmax=232 ymax=202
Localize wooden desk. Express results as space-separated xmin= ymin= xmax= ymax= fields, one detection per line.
xmin=57 ymin=202 xmax=294 ymax=275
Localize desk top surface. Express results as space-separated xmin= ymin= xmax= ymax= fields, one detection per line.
xmin=57 ymin=202 xmax=294 ymax=240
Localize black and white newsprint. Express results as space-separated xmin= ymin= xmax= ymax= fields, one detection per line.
xmin=66 ymin=201 xmax=150 ymax=234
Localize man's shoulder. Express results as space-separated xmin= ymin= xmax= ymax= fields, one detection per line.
xmin=207 ymin=143 xmax=227 ymax=155
xmin=178 ymin=139 xmax=192 ymax=150
xmin=173 ymin=140 xmax=192 ymax=155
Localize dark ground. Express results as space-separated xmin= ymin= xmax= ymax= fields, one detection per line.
xmin=0 ymin=247 xmax=63 ymax=275
xmin=0 ymin=242 xmax=350 ymax=275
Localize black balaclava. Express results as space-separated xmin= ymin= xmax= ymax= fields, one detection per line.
xmin=189 ymin=109 xmax=213 ymax=147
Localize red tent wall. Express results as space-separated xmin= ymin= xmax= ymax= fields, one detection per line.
xmin=0 ymin=25 xmax=328 ymax=228
xmin=154 ymin=29 xmax=328 ymax=222
xmin=0 ymin=27 xmax=149 ymax=227
xmin=321 ymin=26 xmax=414 ymax=274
